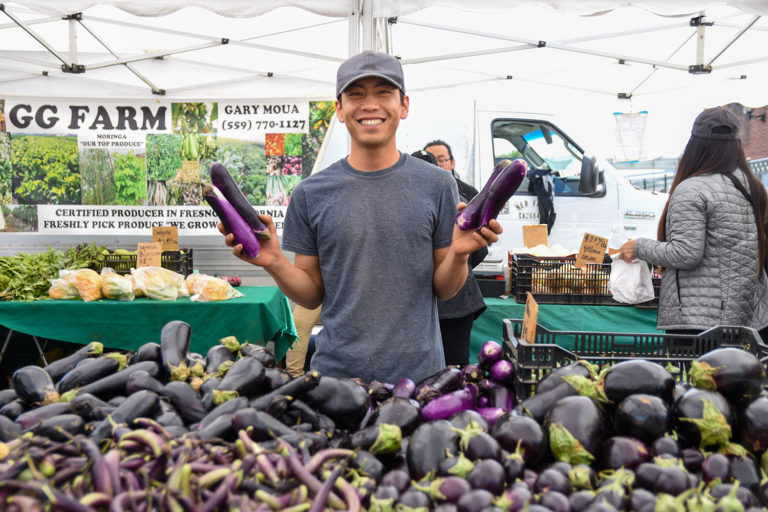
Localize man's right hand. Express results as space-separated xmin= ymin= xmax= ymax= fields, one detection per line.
xmin=218 ymin=214 xmax=280 ymax=269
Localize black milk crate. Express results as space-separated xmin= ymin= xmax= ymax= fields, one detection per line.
xmin=509 ymin=253 xmax=660 ymax=307
xmin=97 ymin=249 xmax=194 ymax=276
xmin=501 ymin=318 xmax=768 ymax=399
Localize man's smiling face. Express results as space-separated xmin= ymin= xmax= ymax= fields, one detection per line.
xmin=335 ymin=76 xmax=409 ymax=151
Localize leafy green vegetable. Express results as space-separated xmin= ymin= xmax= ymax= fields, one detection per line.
xmin=11 ymin=134 xmax=80 ymax=204
xmin=113 ymin=151 xmax=148 ymax=205
xmin=146 ymin=133 xmax=183 ymax=181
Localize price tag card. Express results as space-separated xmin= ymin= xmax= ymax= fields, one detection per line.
xmin=152 ymin=226 xmax=179 ymax=251
xmin=520 ymin=292 xmax=539 ymax=344
xmin=137 ymin=242 xmax=163 ymax=268
xmin=523 ymin=224 xmax=549 ymax=249
xmin=575 ymin=233 xmax=609 ymax=269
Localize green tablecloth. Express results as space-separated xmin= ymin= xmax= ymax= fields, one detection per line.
xmin=0 ymin=286 xmax=297 ymax=361
xmin=469 ymin=297 xmax=660 ymax=361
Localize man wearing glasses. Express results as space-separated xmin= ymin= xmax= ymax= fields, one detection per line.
xmin=424 ymin=139 xmax=479 ymax=201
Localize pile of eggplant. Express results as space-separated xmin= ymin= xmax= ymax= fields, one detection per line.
xmin=1 ymin=322 xmax=768 ymax=512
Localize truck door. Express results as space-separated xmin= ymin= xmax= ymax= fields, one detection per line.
xmin=489 ymin=118 xmax=618 ymax=250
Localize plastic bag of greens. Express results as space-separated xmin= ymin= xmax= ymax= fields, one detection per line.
xmin=131 ymin=266 xmax=185 ymax=301
xmin=49 ymin=270 xmax=80 ymax=300
xmin=100 ymin=267 xmax=135 ymax=301
xmin=190 ymin=274 xmax=243 ymax=302
xmin=64 ymin=268 xmax=103 ymax=302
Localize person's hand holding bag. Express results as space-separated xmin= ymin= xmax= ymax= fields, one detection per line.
xmin=609 ymin=242 xmax=655 ymax=304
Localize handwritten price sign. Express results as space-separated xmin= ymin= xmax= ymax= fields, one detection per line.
xmin=575 ymin=233 xmax=608 ymax=269
xmin=137 ymin=243 xmax=163 ymax=268
xmin=520 ymin=292 xmax=539 ymax=344
xmin=153 ymin=226 xmax=179 ymax=251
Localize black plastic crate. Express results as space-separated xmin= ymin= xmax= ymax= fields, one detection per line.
xmin=501 ymin=318 xmax=768 ymax=399
xmin=95 ymin=249 xmax=194 ymax=276
xmin=509 ymin=253 xmax=660 ymax=307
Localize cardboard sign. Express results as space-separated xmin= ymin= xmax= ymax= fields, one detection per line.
xmin=137 ymin=242 xmax=163 ymax=268
xmin=523 ymin=224 xmax=549 ymax=249
xmin=575 ymin=233 xmax=609 ymax=269
xmin=152 ymin=225 xmax=179 ymax=251
xmin=520 ymin=292 xmax=539 ymax=344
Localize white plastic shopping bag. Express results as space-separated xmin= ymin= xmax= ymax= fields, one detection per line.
xmin=608 ymin=253 xmax=655 ymax=304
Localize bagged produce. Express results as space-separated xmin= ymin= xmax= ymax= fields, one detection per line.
xmin=190 ymin=274 xmax=243 ymax=302
xmin=48 ymin=271 xmax=79 ymax=300
xmin=64 ymin=268 xmax=102 ymax=302
xmin=608 ymin=253 xmax=655 ymax=304
xmin=185 ymin=272 xmax=204 ymax=295
xmin=99 ymin=267 xmax=135 ymax=301
xmin=131 ymin=266 xmax=185 ymax=301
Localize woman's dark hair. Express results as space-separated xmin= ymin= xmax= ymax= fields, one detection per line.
xmin=659 ymin=135 xmax=768 ymax=267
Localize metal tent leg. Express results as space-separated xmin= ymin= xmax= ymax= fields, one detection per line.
xmin=0 ymin=329 xmax=12 ymax=368
xmin=32 ymin=336 xmax=48 ymax=366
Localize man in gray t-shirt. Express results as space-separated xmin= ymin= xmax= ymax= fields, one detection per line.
xmin=219 ymin=51 xmax=501 ymax=383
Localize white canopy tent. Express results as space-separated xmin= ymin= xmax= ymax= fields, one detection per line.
xmin=0 ymin=1 xmax=766 ymax=161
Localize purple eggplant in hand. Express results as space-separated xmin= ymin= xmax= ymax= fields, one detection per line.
xmin=203 ymin=182 xmax=261 ymax=259
xmin=456 ymin=159 xmax=527 ymax=231
xmin=210 ymin=162 xmax=271 ymax=240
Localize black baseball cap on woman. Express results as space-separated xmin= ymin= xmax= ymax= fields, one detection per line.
xmin=691 ymin=106 xmax=741 ymax=140
xmin=336 ymin=51 xmax=405 ymax=98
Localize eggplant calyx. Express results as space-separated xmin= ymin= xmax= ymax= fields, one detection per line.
xmin=653 ymin=455 xmax=685 ymax=469
xmin=0 ymin=442 xmax=9 ymax=460
xmin=715 ymin=480 xmax=743 ymax=512
xmin=679 ymin=399 xmax=732 ymax=449
xmin=168 ymin=361 xmax=191 ymax=382
xmin=569 ymin=465 xmax=595 ymax=490
xmin=445 ymin=452 xmax=475 ymax=479
xmin=216 ymin=360 xmax=234 ymax=377
xmin=576 ymin=360 xmax=599 ymax=380
xmin=189 ymin=362 xmax=205 ymax=378
xmin=368 ymin=495 xmax=396 ymax=512
xmin=689 ymin=361 xmax=721 ymax=390
xmin=654 ymin=492 xmax=687 ymax=512
xmin=369 ymin=424 xmax=402 ymax=455
xmin=719 ymin=442 xmax=748 ymax=458
xmin=411 ymin=478 xmax=447 ymax=502
xmin=562 ymin=374 xmax=599 ymax=401
xmin=104 ymin=352 xmax=129 ymax=371
xmin=762 ymin=451 xmax=768 ymax=476
xmin=188 ymin=377 xmax=204 ymax=393
xmin=548 ymin=423 xmax=595 ymax=465
xmin=212 ymin=389 xmax=239 ymax=406
xmin=58 ymin=388 xmax=79 ymax=402
xmin=598 ymin=468 xmax=635 ymax=491
xmin=87 ymin=342 xmax=104 ymax=357
xmin=450 ymin=420 xmax=486 ymax=452
xmin=220 ymin=336 xmax=242 ymax=353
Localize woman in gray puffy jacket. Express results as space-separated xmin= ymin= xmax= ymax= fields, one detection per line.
xmin=620 ymin=106 xmax=768 ymax=341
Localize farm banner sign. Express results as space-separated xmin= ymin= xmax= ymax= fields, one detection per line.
xmin=0 ymin=98 xmax=336 ymax=234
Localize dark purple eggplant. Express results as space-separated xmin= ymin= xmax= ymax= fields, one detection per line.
xmin=414 ymin=476 xmax=472 ymax=504
xmin=284 ymin=398 xmax=335 ymax=431
xmin=653 ymin=466 xmax=692 ymax=496
xmin=131 ymin=342 xmax=162 ymax=364
xmin=456 ymin=488 xmax=495 ymax=512
xmin=160 ymin=320 xmax=191 ymax=378
xmin=415 ymin=366 xmax=463 ymax=403
xmin=35 ymin=413 xmax=84 ymax=441
xmin=540 ymin=491 xmax=572 ymax=512
xmin=369 ymin=485 xmax=398 ymax=511
xmin=78 ymin=361 xmax=160 ymax=399
xmin=439 ymin=452 xmax=475 ymax=479
xmin=477 ymin=340 xmax=503 ymax=368
xmin=200 ymin=376 xmax=221 ymax=396
xmin=0 ymin=388 xmax=16 ymax=409
xmin=689 ymin=347 xmax=765 ymax=402
xmin=459 ymin=430 xmax=502 ymax=462
xmin=190 ymin=414 xmax=234 ymax=441
xmin=12 ymin=365 xmax=59 ymax=405
xmin=544 ymin=396 xmax=603 ymax=465
xmin=231 ymin=407 xmax=296 ymax=440
xmin=250 ymin=370 xmax=319 ymax=410
xmin=0 ymin=415 xmax=21 ymax=441
xmin=673 ymin=387 xmax=733 ymax=449
xmin=368 ymin=380 xmax=394 ymax=403
xmin=570 ymin=490 xmax=597 ymax=512
xmin=240 ymin=343 xmax=276 ymax=368
xmin=518 ymin=380 xmax=579 ymax=423
xmin=262 ymin=367 xmax=292 ymax=390
xmin=393 ymin=377 xmax=416 ymax=399
xmin=535 ymin=467 xmax=573 ymax=495
xmin=204 ymin=182 xmax=261 ymax=258
xmin=456 ymin=159 xmax=527 ymax=231
xmin=90 ymin=390 xmax=159 ymax=443
xmin=303 ymin=376 xmax=370 ymax=430
xmin=407 ymin=419 xmax=459 ymax=480
xmin=600 ymin=360 xmax=675 ymax=405
xmin=484 ymin=380 xmax=516 ymax=412
xmin=45 ymin=341 xmax=104 ymax=382
xmin=350 ymin=449 xmax=385 ymax=481
xmin=215 ymin=356 xmax=265 ymax=397
xmin=125 ymin=370 xmax=165 ymax=395
xmin=681 ymin=447 xmax=705 ymax=472
xmin=730 ymin=454 xmax=761 ymax=493
xmin=396 ymin=488 xmax=431 ymax=509
xmin=651 ymin=435 xmax=680 ymax=458
xmin=598 ymin=436 xmax=650 ymax=470
xmin=492 ymin=413 xmax=546 ymax=466
xmin=738 ymin=396 xmax=768 ymax=455
xmin=449 ymin=409 xmax=489 ymax=432
xmin=162 ymin=381 xmax=206 ymax=425
xmin=537 ymin=361 xmax=596 ymax=395
xmin=634 ymin=462 xmax=662 ymax=490
xmin=374 ymin=397 xmax=422 ymax=435
xmin=434 ymin=505 xmax=459 ymax=512
xmin=460 ymin=364 xmax=485 ymax=383
xmin=702 ymin=452 xmax=731 ymax=484
xmin=197 ymin=396 xmax=249 ymax=431
xmin=155 ymin=411 xmax=185 ymax=428
xmin=0 ymin=398 xmax=26 ymax=420
xmin=15 ymin=401 xmax=73 ymax=430
xmin=57 ymin=354 xmax=128 ymax=392
xmin=205 ymin=345 xmax=235 ymax=374
xmin=71 ymin=392 xmax=114 ymax=422
xmin=210 ymin=162 xmax=270 ymax=239
xmin=615 ymin=394 xmax=669 ymax=444
xmin=381 ymin=469 xmax=411 ymax=494
xmin=628 ymin=489 xmax=657 ymax=512
xmin=422 ymin=384 xmax=477 ymax=421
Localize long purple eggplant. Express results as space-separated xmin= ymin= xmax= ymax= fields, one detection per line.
xmin=231 ymin=407 xmax=296 ymax=440
xmin=162 ymin=381 xmax=207 ymax=425
xmin=421 ymin=384 xmax=477 ymax=421
xmin=455 ymin=159 xmax=527 ymax=231
xmin=78 ymin=361 xmax=160 ymax=399
xmin=197 ymin=396 xmax=249 ymax=431
xmin=203 ymin=182 xmax=261 ymax=259
xmin=71 ymin=393 xmax=115 ymax=422
xmin=15 ymin=401 xmax=73 ymax=430
xmin=0 ymin=415 xmax=21 ymax=441
xmin=210 ymin=162 xmax=270 ymax=240
xmin=12 ymin=365 xmax=59 ymax=406
xmin=35 ymin=413 xmax=84 ymax=441
xmin=57 ymin=354 xmax=127 ymax=393
xmin=160 ymin=320 xmax=191 ymax=379
xmin=415 ymin=366 xmax=463 ymax=403
xmin=45 ymin=342 xmax=104 ymax=382
xmin=90 ymin=390 xmax=160 ymax=443
xmin=344 ymin=423 xmax=402 ymax=455
xmin=302 ymin=376 xmax=370 ymax=430
xmin=216 ymin=357 xmax=265 ymax=397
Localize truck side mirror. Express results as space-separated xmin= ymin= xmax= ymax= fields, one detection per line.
xmin=578 ymin=156 xmax=604 ymax=196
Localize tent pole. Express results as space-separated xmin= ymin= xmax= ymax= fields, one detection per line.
xmin=0 ymin=5 xmax=74 ymax=70
xmin=705 ymin=15 xmax=761 ymax=69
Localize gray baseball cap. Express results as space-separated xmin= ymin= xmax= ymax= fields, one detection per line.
xmin=691 ymin=106 xmax=741 ymax=140
xmin=336 ymin=51 xmax=405 ymax=98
